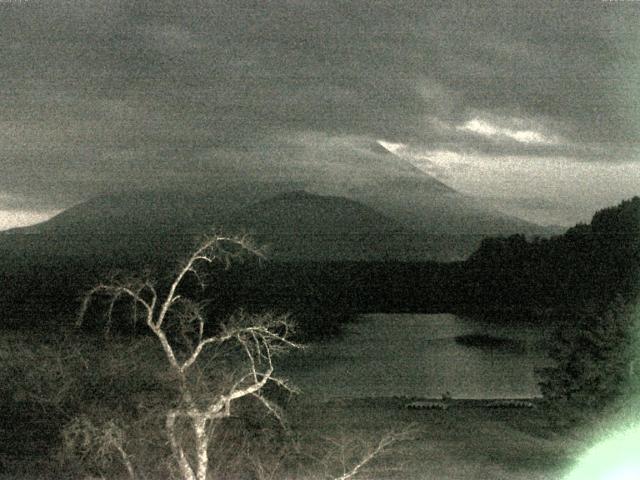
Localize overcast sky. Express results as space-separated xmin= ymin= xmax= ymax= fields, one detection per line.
xmin=1 ymin=0 xmax=639 ymax=229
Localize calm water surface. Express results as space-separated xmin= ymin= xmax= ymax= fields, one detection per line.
xmin=281 ymin=313 xmax=550 ymax=400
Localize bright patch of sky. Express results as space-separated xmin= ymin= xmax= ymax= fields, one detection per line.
xmin=0 ymin=209 xmax=61 ymax=231
xmin=457 ymin=118 xmax=556 ymax=145
xmin=378 ymin=141 xmax=640 ymax=226
xmin=376 ymin=140 xmax=405 ymax=155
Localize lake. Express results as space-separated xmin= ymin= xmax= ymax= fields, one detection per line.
xmin=281 ymin=313 xmax=551 ymax=400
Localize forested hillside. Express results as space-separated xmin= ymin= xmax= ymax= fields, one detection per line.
xmin=1 ymin=198 xmax=637 ymax=341
xmin=456 ymin=196 xmax=640 ymax=320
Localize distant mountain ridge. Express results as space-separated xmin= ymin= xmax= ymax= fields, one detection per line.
xmin=1 ymin=188 xmax=502 ymax=262
xmin=222 ymin=190 xmax=423 ymax=260
xmin=228 ymin=190 xmax=403 ymax=234
xmin=1 ymin=140 xmax=556 ymax=262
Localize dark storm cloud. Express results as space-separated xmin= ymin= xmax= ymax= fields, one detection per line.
xmin=1 ymin=0 xmax=638 ymax=213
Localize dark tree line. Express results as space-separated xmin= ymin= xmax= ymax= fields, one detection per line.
xmin=537 ymin=295 xmax=639 ymax=426
xmin=2 ymin=197 xmax=638 ymax=346
xmin=456 ymin=196 xmax=640 ymax=321
xmin=456 ymin=197 xmax=640 ymax=425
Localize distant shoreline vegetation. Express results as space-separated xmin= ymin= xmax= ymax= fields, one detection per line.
xmin=454 ymin=333 xmax=524 ymax=351
xmin=0 ymin=196 xmax=637 ymax=339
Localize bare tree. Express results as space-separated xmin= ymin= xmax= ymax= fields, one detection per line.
xmin=247 ymin=426 xmax=415 ymax=480
xmin=75 ymin=234 xmax=413 ymax=480
xmin=78 ymin=235 xmax=300 ymax=480
xmin=299 ymin=427 xmax=416 ymax=480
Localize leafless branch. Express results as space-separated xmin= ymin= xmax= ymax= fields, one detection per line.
xmin=77 ymin=234 xmax=299 ymax=480
xmin=322 ymin=426 xmax=418 ymax=480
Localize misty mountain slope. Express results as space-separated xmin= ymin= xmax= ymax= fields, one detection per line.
xmin=220 ymin=190 xmax=435 ymax=261
xmin=215 ymin=190 xmax=436 ymax=261
xmin=227 ymin=190 xmax=403 ymax=234
xmin=3 ymin=183 xmax=304 ymax=236
xmin=211 ymin=138 xmax=544 ymax=236
xmin=361 ymin=185 xmax=544 ymax=235
xmin=326 ymin=144 xmax=543 ymax=235
xmin=5 ymin=137 xmax=544 ymax=239
xmin=0 ymin=184 xmax=300 ymax=267
xmin=13 ymin=192 xmax=212 ymax=235
xmin=0 ymin=188 xmax=481 ymax=264
xmin=0 ymin=140 xmax=550 ymax=263
xmin=222 ymin=189 xmax=507 ymax=261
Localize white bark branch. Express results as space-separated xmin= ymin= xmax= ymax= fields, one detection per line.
xmin=77 ymin=234 xmax=298 ymax=480
xmin=166 ymin=410 xmax=196 ymax=480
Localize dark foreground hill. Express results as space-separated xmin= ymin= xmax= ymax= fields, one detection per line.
xmin=0 ymin=176 xmax=563 ymax=326
xmin=224 ymin=190 xmax=482 ymax=261
xmin=0 ymin=188 xmax=501 ymax=264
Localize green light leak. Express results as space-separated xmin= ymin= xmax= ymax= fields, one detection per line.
xmin=566 ymin=298 xmax=640 ymax=480
xmin=564 ymin=424 xmax=640 ymax=480
xmin=562 ymin=221 xmax=640 ymax=479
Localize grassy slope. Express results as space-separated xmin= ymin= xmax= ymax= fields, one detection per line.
xmin=0 ymin=329 xmax=586 ymax=479
xmin=287 ymin=397 xmax=580 ymax=480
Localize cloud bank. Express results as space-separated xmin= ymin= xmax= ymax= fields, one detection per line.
xmin=1 ymin=0 xmax=638 ymax=227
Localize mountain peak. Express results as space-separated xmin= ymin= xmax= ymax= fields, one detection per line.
xmin=229 ymin=190 xmax=403 ymax=234
xmin=272 ymin=190 xmax=317 ymax=201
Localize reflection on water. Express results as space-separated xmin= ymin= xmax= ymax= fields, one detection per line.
xmin=281 ymin=313 xmax=550 ymax=400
